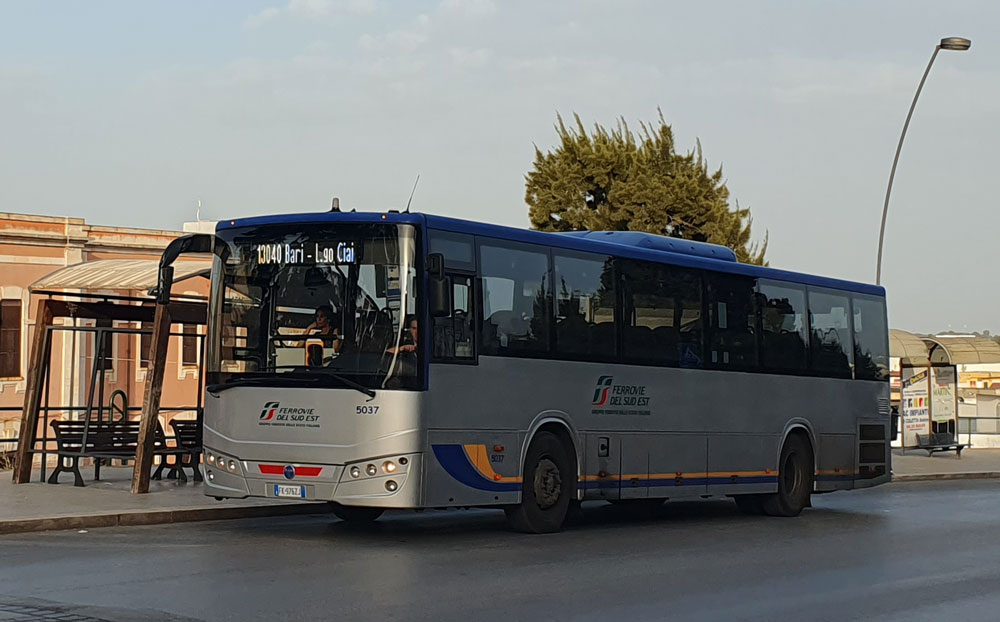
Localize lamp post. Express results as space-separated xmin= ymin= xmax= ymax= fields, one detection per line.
xmin=875 ymin=37 xmax=971 ymax=286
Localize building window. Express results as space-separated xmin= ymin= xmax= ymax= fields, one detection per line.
xmin=182 ymin=325 xmax=199 ymax=367
xmin=553 ymin=252 xmax=616 ymax=360
xmin=93 ymin=319 xmax=114 ymax=371
xmin=0 ymin=300 xmax=21 ymax=378
xmin=139 ymin=322 xmax=152 ymax=368
xmin=479 ymin=241 xmax=551 ymax=356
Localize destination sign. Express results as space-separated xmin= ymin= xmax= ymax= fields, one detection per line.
xmin=254 ymin=241 xmax=357 ymax=266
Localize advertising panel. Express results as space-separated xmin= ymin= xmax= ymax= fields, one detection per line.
xmin=930 ymin=366 xmax=957 ymax=423
xmin=901 ymin=368 xmax=930 ymax=447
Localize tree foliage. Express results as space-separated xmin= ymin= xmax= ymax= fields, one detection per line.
xmin=526 ymin=110 xmax=767 ymax=265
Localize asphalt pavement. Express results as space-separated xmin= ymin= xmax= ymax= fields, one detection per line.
xmin=2 ymin=480 xmax=999 ymax=622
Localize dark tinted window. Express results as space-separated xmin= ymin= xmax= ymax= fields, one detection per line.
xmin=0 ymin=300 xmax=21 ymax=378
xmin=553 ymin=252 xmax=616 ymax=359
xmin=808 ymin=289 xmax=853 ymax=378
xmin=621 ymin=259 xmax=703 ymax=368
xmin=182 ymin=325 xmax=199 ymax=366
xmin=707 ymin=273 xmax=758 ymax=370
xmin=432 ymin=275 xmax=475 ymax=360
xmin=853 ymin=294 xmax=889 ymax=381
xmin=429 ymin=231 xmax=474 ymax=270
xmin=758 ymin=281 xmax=808 ymax=372
xmin=480 ymin=242 xmax=550 ymax=356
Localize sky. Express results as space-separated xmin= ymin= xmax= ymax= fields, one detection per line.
xmin=1 ymin=1 xmax=997 ymax=334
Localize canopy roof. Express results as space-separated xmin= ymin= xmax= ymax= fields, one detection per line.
xmin=924 ymin=336 xmax=1000 ymax=365
xmin=889 ymin=329 xmax=930 ymax=367
xmin=30 ymin=259 xmax=211 ymax=293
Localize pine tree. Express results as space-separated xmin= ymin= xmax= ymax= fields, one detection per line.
xmin=526 ymin=110 xmax=767 ymax=265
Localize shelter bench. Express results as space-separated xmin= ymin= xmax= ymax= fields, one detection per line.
xmin=915 ymin=432 xmax=966 ymax=457
xmin=155 ymin=419 xmax=203 ymax=483
xmin=48 ymin=420 xmax=187 ymax=487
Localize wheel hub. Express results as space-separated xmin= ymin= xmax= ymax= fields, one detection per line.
xmin=533 ymin=458 xmax=562 ymax=509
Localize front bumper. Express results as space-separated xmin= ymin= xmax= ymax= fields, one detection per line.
xmin=202 ymin=448 xmax=423 ymax=508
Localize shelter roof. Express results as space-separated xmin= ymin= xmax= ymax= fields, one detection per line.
xmin=30 ymin=259 xmax=210 ymax=293
xmin=924 ymin=336 xmax=1000 ymax=365
xmin=889 ymin=329 xmax=930 ymax=367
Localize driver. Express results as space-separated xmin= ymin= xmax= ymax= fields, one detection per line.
xmin=304 ymin=305 xmax=342 ymax=354
xmin=386 ymin=315 xmax=418 ymax=355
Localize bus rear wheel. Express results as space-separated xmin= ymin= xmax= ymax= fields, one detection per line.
xmin=331 ymin=504 xmax=384 ymax=523
xmin=504 ymin=431 xmax=574 ymax=534
xmin=761 ymin=434 xmax=813 ymax=517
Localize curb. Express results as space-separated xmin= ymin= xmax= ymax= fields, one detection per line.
xmin=0 ymin=502 xmax=333 ymax=535
xmin=892 ymin=471 xmax=1000 ymax=482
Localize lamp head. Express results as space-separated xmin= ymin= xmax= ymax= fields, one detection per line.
xmin=940 ymin=37 xmax=972 ymax=51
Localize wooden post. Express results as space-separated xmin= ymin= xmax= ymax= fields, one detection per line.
xmin=13 ymin=300 xmax=54 ymax=484
xmin=131 ymin=303 xmax=172 ymax=494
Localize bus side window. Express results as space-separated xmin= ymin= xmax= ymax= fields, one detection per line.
xmin=432 ymin=275 xmax=475 ymax=361
xmin=479 ymin=242 xmax=551 ymax=356
xmin=758 ymin=280 xmax=808 ymax=374
xmin=852 ymin=294 xmax=889 ymax=381
xmin=706 ymin=273 xmax=758 ymax=370
xmin=807 ymin=288 xmax=854 ymax=378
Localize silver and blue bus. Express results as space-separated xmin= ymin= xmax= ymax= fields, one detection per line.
xmin=202 ymin=210 xmax=890 ymax=533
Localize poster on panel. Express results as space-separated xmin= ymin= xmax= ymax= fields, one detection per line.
xmin=930 ymin=366 xmax=957 ymax=423
xmin=901 ymin=367 xmax=930 ymax=447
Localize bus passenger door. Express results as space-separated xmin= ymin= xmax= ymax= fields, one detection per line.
xmin=584 ymin=435 xmax=621 ymax=501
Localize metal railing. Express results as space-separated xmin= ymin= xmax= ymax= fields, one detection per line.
xmin=958 ymin=416 xmax=1000 ymax=447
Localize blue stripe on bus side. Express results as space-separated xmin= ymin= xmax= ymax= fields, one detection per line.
xmin=431 ymin=444 xmax=522 ymax=493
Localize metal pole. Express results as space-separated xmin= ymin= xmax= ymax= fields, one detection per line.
xmin=875 ymin=45 xmax=941 ymax=286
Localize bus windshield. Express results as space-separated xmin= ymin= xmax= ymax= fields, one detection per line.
xmin=208 ymin=223 xmax=421 ymax=390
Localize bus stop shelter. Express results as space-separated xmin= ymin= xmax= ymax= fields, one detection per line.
xmin=12 ymin=246 xmax=211 ymax=494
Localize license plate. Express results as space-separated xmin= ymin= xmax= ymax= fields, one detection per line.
xmin=273 ymin=484 xmax=306 ymax=499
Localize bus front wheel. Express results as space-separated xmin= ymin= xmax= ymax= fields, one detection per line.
xmin=331 ymin=504 xmax=384 ymax=523
xmin=761 ymin=434 xmax=813 ymax=517
xmin=504 ymin=431 xmax=574 ymax=534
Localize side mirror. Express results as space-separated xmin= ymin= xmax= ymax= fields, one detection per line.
xmin=427 ymin=253 xmax=451 ymax=318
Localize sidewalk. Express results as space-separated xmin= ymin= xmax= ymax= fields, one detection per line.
xmin=892 ymin=447 xmax=1000 ymax=481
xmin=0 ymin=466 xmax=330 ymax=535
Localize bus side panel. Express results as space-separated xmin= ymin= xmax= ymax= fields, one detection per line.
xmin=816 ymin=434 xmax=857 ymax=491
xmin=706 ymin=434 xmax=779 ymax=495
xmin=423 ymin=429 xmax=522 ymax=508
xmin=646 ymin=434 xmax=709 ymax=499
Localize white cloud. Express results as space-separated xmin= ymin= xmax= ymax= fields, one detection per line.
xmin=358 ymin=14 xmax=431 ymax=54
xmin=438 ymin=0 xmax=496 ymax=19
xmin=244 ymin=0 xmax=375 ymax=28
xmin=449 ymin=47 xmax=493 ymax=69
xmin=244 ymin=7 xmax=280 ymax=29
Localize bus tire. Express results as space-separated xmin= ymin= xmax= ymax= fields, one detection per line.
xmin=331 ymin=504 xmax=384 ymax=523
xmin=761 ymin=434 xmax=813 ymax=517
xmin=504 ymin=431 xmax=574 ymax=534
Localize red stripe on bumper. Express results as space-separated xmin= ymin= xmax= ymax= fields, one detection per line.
xmin=258 ymin=464 xmax=322 ymax=477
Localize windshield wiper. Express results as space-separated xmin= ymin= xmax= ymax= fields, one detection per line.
xmin=207 ymin=369 xmax=376 ymax=399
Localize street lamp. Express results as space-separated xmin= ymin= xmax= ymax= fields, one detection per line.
xmin=875 ymin=37 xmax=971 ymax=286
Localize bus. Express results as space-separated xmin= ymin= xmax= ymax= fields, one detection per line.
xmin=202 ymin=210 xmax=890 ymax=533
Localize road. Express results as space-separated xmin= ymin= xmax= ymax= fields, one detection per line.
xmin=1 ymin=480 xmax=999 ymax=622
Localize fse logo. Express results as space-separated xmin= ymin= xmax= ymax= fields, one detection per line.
xmin=260 ymin=402 xmax=280 ymax=421
xmin=592 ymin=376 xmax=613 ymax=406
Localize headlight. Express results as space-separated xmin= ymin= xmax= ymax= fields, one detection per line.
xmin=350 ymin=466 xmax=361 ymax=478
xmin=228 ymin=460 xmax=237 ymax=472
xmin=382 ymin=461 xmax=396 ymax=474
xmin=385 ymin=480 xmax=398 ymax=492
xmin=207 ymin=471 xmax=215 ymax=481
xmin=207 ymin=454 xmax=216 ymax=464
xmin=366 ymin=464 xmax=377 ymax=476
